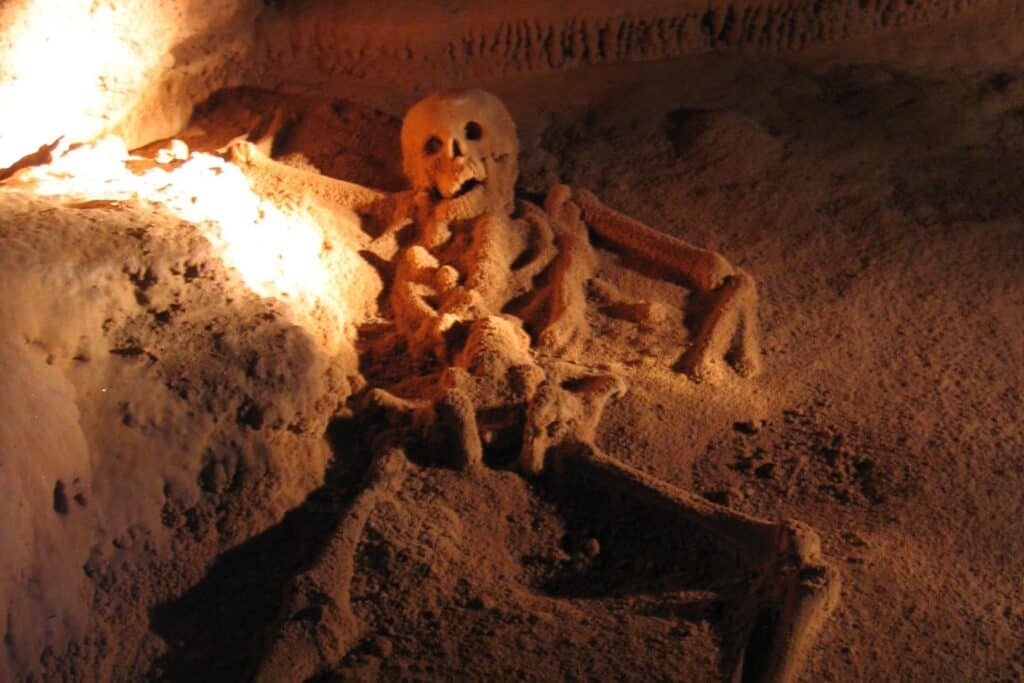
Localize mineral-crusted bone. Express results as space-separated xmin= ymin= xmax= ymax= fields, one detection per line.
xmin=576 ymin=188 xmax=761 ymax=379
xmin=401 ymin=90 xmax=519 ymax=221
xmin=545 ymin=443 xmax=840 ymax=683
xmin=526 ymin=184 xmax=599 ymax=352
xmin=240 ymin=89 xmax=834 ymax=683
xmin=253 ymin=445 xmax=407 ymax=683
xmin=223 ymin=137 xmax=389 ymax=214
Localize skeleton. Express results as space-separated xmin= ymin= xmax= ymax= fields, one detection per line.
xmin=225 ymin=91 xmax=838 ymax=683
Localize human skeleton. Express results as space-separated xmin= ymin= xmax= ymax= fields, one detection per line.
xmin=226 ymin=90 xmax=837 ymax=683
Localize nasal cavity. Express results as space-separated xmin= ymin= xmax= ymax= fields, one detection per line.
xmin=451 ymin=139 xmax=463 ymax=158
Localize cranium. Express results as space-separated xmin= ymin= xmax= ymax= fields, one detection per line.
xmin=400 ymin=90 xmax=519 ymax=220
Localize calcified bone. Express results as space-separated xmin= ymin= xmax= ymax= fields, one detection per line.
xmin=223 ymin=136 xmax=391 ymax=215
xmin=401 ymin=90 xmax=518 ymax=221
xmin=252 ymin=446 xmax=408 ymax=683
xmin=517 ymin=185 xmax=598 ymax=353
xmin=385 ymin=95 xmax=594 ymax=365
xmin=235 ymin=90 xmax=836 ymax=683
xmin=575 ymin=188 xmax=762 ymax=380
xmin=545 ymin=443 xmax=841 ymax=683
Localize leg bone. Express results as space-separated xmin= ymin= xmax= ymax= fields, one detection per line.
xmin=543 ymin=443 xmax=838 ymax=683
xmin=253 ymin=445 xmax=408 ymax=683
xmin=221 ymin=138 xmax=395 ymax=218
xmin=574 ymin=188 xmax=761 ymax=380
xmin=516 ymin=186 xmax=597 ymax=353
xmin=676 ymin=269 xmax=762 ymax=381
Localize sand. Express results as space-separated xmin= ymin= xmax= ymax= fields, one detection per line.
xmin=1 ymin=48 xmax=1022 ymax=682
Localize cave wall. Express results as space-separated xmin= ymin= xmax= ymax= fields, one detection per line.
xmin=0 ymin=0 xmax=262 ymax=170
xmin=253 ymin=0 xmax=994 ymax=93
xmin=0 ymin=0 xmax=1016 ymax=171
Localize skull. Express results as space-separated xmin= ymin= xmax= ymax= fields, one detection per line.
xmin=401 ymin=90 xmax=519 ymax=220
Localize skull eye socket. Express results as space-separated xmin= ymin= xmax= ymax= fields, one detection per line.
xmin=424 ymin=137 xmax=442 ymax=155
xmin=465 ymin=121 xmax=483 ymax=141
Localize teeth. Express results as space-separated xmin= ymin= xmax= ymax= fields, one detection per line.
xmin=435 ymin=184 xmax=486 ymax=221
xmin=436 ymin=173 xmax=486 ymax=199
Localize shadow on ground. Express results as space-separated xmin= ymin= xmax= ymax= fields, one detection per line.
xmin=149 ymin=418 xmax=371 ymax=682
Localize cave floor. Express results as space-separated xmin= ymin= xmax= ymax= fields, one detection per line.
xmin=21 ymin=52 xmax=1023 ymax=681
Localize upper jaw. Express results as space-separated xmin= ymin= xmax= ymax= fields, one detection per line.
xmin=433 ymin=168 xmax=487 ymax=200
xmin=423 ymin=167 xmax=491 ymax=221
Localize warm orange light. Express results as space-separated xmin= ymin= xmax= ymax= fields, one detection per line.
xmin=4 ymin=137 xmax=365 ymax=351
xmin=0 ymin=3 xmax=169 ymax=169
